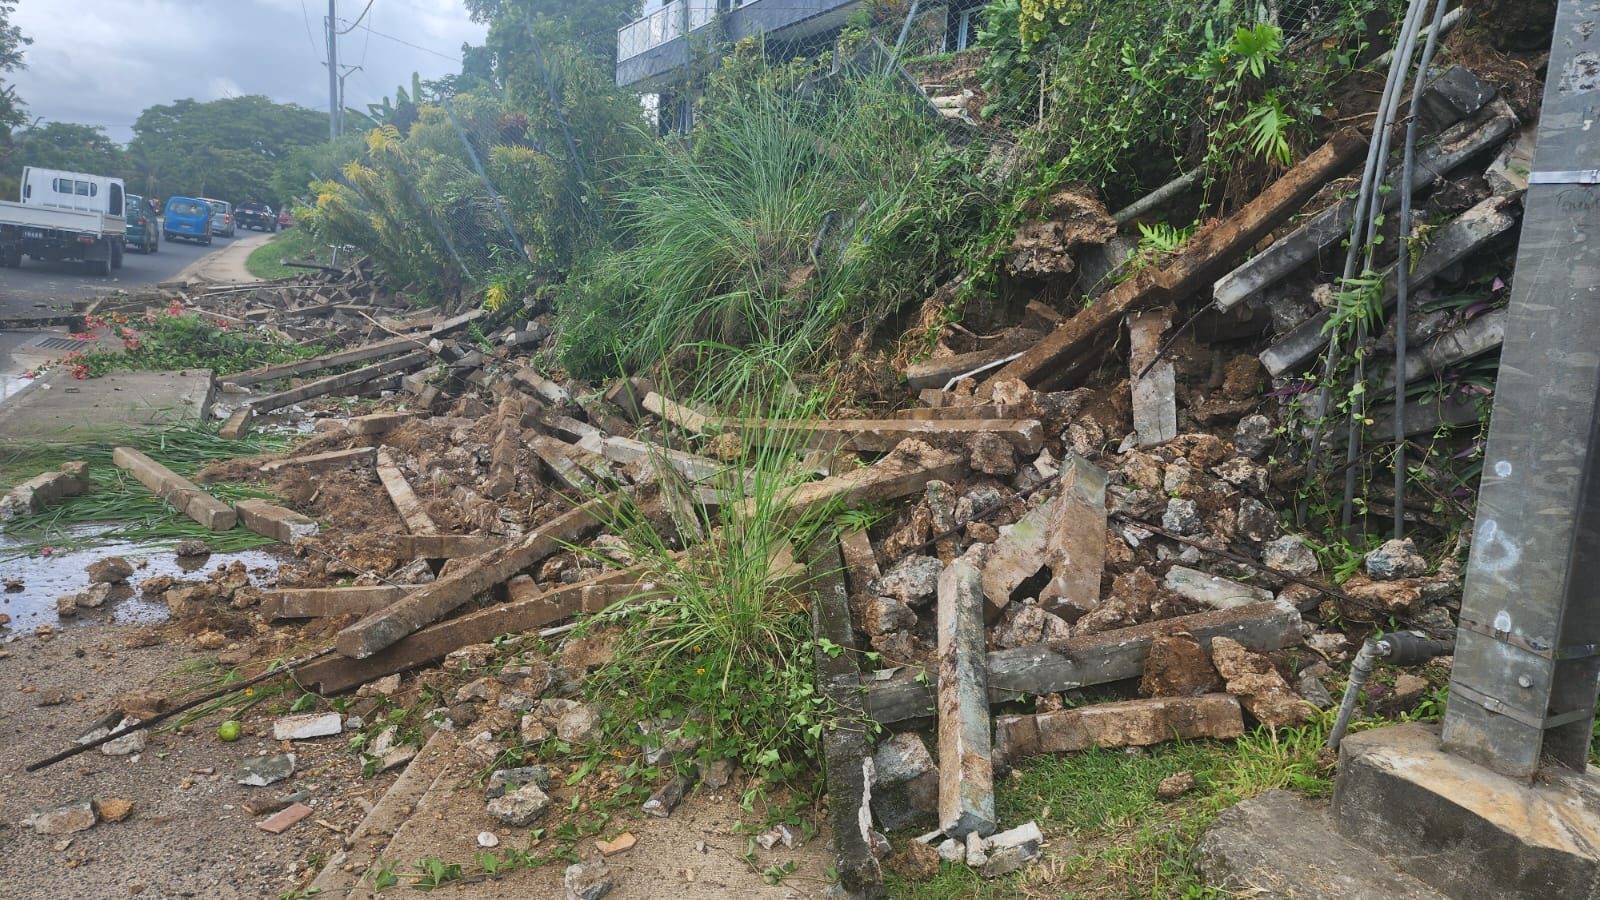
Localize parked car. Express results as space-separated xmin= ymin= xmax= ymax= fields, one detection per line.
xmin=277 ymin=206 xmax=294 ymax=229
xmin=124 ymin=192 xmax=159 ymax=254
xmin=164 ymin=196 xmax=212 ymax=245
xmin=235 ymin=200 xmax=277 ymax=232
xmin=201 ymin=197 xmax=235 ymax=237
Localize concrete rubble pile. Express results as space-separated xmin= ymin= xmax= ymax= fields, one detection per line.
xmin=21 ymin=60 xmax=1524 ymax=898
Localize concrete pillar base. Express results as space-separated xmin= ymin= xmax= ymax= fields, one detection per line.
xmin=1333 ymin=723 xmax=1600 ymax=899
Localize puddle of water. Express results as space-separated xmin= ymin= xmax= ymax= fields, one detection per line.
xmin=0 ymin=372 xmax=37 ymax=401
xmin=1 ymin=527 xmax=284 ymax=635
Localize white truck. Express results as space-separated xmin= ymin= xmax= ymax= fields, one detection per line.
xmin=0 ymin=166 xmax=127 ymax=274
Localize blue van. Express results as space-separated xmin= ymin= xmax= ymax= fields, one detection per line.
xmin=164 ymin=196 xmax=212 ymax=245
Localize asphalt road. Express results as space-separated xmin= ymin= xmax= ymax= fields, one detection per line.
xmin=0 ymin=229 xmax=248 ymax=319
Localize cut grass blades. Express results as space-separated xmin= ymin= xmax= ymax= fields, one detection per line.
xmin=578 ymin=382 xmax=846 ymax=790
xmin=0 ymin=423 xmax=293 ymax=560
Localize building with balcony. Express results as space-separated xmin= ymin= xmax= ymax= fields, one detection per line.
xmin=616 ymin=0 xmax=987 ymax=92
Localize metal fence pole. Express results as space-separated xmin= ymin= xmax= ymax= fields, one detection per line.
xmin=441 ymin=93 xmax=528 ymax=260
xmin=1439 ymin=0 xmax=1600 ymax=778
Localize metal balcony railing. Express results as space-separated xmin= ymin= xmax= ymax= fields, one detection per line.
xmin=617 ymin=1 xmax=718 ymax=62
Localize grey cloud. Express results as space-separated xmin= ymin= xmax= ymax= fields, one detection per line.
xmin=8 ymin=0 xmax=487 ymax=142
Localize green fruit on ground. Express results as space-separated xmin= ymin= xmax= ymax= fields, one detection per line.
xmin=218 ymin=720 xmax=242 ymax=742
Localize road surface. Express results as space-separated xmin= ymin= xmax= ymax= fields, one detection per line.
xmin=0 ymin=230 xmax=270 ymax=320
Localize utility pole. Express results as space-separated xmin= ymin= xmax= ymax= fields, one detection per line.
xmin=337 ymin=65 xmax=362 ymax=136
xmin=326 ymin=0 xmax=339 ymax=139
xmin=1436 ymin=0 xmax=1600 ymax=779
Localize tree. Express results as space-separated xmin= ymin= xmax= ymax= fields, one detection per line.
xmin=463 ymin=0 xmax=638 ymax=72
xmin=10 ymin=122 xmax=125 ymax=176
xmin=125 ymin=96 xmax=326 ymax=203
xmin=0 ymin=3 xmax=32 ymax=152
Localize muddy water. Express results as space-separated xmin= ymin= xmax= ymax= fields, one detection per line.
xmin=0 ymin=528 xmax=283 ymax=634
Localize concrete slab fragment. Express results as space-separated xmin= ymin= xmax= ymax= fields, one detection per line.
xmin=0 ymin=369 xmax=213 ymax=444
xmin=936 ymin=555 xmax=996 ymax=839
xmin=1129 ymin=309 xmax=1177 ymax=447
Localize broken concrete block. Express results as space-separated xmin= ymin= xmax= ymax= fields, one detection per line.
xmin=87 ymin=556 xmax=134 ymax=584
xmin=1210 ymin=637 xmax=1311 ymax=728
xmin=99 ymin=717 xmax=146 ymax=756
xmin=236 ymin=499 xmax=320 ymax=545
xmin=1262 ymin=535 xmax=1318 ymax=577
xmin=980 ymin=822 xmax=1044 ymax=878
xmin=871 ymin=732 xmax=938 ymax=830
xmin=1163 ymin=566 xmax=1273 ymax=611
xmin=487 ymin=782 xmax=552 ymax=827
xmin=1364 ymin=538 xmax=1428 ymax=580
xmin=237 ymin=753 xmax=296 ymax=787
xmin=1039 ymin=453 xmax=1107 ymax=618
xmin=936 ymin=552 xmax=996 ymax=839
xmin=642 ymin=774 xmax=689 ymax=818
xmin=995 ymin=695 xmax=1245 ymax=762
xmin=1129 ymin=308 xmax=1178 ymax=447
xmin=1233 ymin=414 xmax=1274 ymax=459
xmin=1161 ymin=498 xmax=1203 ymax=536
xmin=980 ymin=498 xmax=1053 ymax=619
xmin=563 ymin=857 xmax=615 ymax=900
xmin=992 ymin=603 xmax=1072 ymax=650
xmin=344 ymin=412 xmax=413 ymax=435
xmin=937 ymin=838 xmax=964 ymax=862
xmin=272 ymin=712 xmax=343 ymax=741
xmin=113 ymin=447 xmax=236 ymax=531
xmin=870 ymin=554 xmax=945 ymax=607
xmin=1139 ymin=632 xmax=1223 ymax=697
xmin=1 ymin=462 xmax=91 ymax=520
xmin=968 ymin=432 xmax=1017 ymax=475
xmin=27 ymin=799 xmax=97 ymax=835
xmin=862 ymin=595 xmax=918 ymax=636
xmin=486 ymin=766 xmax=553 ymax=800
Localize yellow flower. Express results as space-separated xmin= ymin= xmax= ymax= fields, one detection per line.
xmin=695 ymin=667 xmax=706 ymax=676
xmin=242 ymin=687 xmax=255 ymax=697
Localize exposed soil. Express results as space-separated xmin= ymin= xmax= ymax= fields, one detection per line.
xmin=0 ymin=622 xmax=396 ymax=898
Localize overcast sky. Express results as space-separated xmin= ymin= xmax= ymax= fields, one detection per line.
xmin=8 ymin=0 xmax=488 ymax=143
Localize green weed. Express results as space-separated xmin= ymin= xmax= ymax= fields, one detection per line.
xmin=244 ymin=226 xmax=322 ymax=280
xmin=577 ymin=384 xmax=847 ymax=787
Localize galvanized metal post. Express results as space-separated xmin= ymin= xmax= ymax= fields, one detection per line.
xmin=1440 ymin=0 xmax=1600 ymax=778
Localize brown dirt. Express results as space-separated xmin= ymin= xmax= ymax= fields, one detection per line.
xmin=0 ymin=622 xmax=396 ymax=898
xmin=328 ymin=728 xmax=834 ymax=899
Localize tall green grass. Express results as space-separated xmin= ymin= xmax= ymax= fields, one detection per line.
xmin=576 ymin=382 xmax=846 ymax=787
xmin=557 ymin=60 xmax=957 ymax=389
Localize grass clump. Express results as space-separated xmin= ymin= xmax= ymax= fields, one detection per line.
xmin=0 ymin=423 xmax=293 ymax=560
xmin=576 ymin=385 xmax=850 ymax=790
xmin=557 ymin=52 xmax=968 ymax=384
xmin=244 ymin=226 xmax=322 ymax=280
xmin=889 ymin=713 xmax=1335 ymax=898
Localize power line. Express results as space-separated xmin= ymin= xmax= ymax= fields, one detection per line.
xmin=356 ymin=0 xmax=375 ymax=68
xmin=298 ymin=0 xmax=324 ymax=58
xmin=350 ymin=22 xmax=458 ymax=61
xmin=337 ymin=0 xmax=378 ymax=34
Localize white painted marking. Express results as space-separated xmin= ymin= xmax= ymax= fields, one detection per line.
xmin=1494 ymin=460 xmax=1513 ymax=478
